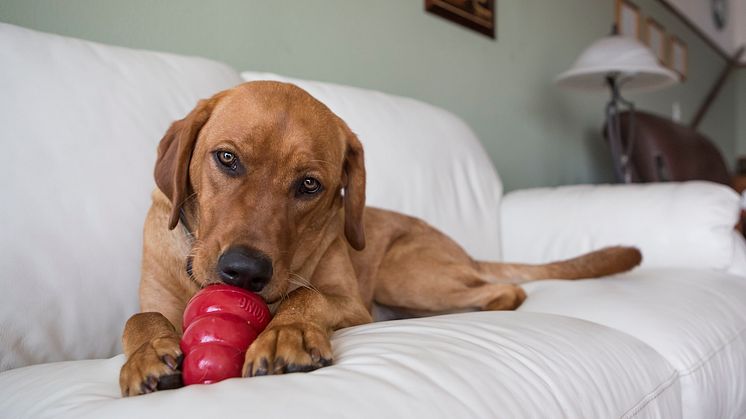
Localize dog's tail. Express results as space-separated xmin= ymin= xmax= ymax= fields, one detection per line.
xmin=477 ymin=246 xmax=642 ymax=284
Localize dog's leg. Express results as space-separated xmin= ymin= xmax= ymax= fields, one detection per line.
xmin=119 ymin=198 xmax=195 ymax=397
xmin=119 ymin=312 xmax=184 ymax=397
xmin=242 ymin=237 xmax=372 ymax=377
xmin=367 ymin=222 xmax=528 ymax=315
xmin=375 ymin=258 xmax=527 ymax=316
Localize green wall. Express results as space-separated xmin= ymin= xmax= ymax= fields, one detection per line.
xmin=0 ymin=0 xmax=736 ymax=191
xmin=735 ymin=68 xmax=746 ymax=155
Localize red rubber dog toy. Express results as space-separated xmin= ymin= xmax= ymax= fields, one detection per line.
xmin=180 ymin=284 xmax=272 ymax=385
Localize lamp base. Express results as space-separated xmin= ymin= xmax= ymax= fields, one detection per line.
xmin=605 ymin=75 xmax=636 ymax=183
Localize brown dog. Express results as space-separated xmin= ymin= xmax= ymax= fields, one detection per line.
xmin=119 ymin=81 xmax=641 ymax=396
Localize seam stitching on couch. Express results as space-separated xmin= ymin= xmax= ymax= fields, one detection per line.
xmin=678 ymin=326 xmax=746 ymax=377
xmin=623 ymin=326 xmax=746 ymax=418
xmin=620 ymin=370 xmax=680 ymax=419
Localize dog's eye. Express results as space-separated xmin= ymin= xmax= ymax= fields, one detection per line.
xmin=216 ymin=151 xmax=236 ymax=167
xmin=297 ymin=177 xmax=322 ymax=196
xmin=214 ymin=150 xmax=241 ymax=173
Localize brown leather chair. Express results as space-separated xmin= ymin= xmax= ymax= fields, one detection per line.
xmin=617 ymin=111 xmax=731 ymax=185
xmin=616 ymin=111 xmax=745 ymax=234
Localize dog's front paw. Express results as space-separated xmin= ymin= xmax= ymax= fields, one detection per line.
xmin=119 ymin=336 xmax=183 ymax=397
xmin=242 ymin=322 xmax=333 ymax=377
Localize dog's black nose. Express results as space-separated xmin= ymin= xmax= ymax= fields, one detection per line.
xmin=217 ymin=246 xmax=273 ymax=292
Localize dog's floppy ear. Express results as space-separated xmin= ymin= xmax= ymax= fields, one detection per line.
xmin=154 ymin=92 xmax=225 ymax=230
xmin=342 ymin=130 xmax=366 ymax=251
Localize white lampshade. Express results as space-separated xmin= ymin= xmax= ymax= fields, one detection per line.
xmin=556 ymin=35 xmax=679 ymax=92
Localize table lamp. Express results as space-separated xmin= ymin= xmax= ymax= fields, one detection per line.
xmin=556 ymin=31 xmax=678 ymax=182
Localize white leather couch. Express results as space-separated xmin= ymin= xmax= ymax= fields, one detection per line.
xmin=1 ymin=23 xmax=745 ymax=419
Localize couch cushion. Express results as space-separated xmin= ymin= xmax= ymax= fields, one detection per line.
xmin=520 ymin=267 xmax=746 ymax=419
xmin=241 ymin=72 xmax=503 ymax=262
xmin=0 ymin=312 xmax=680 ymax=419
xmin=0 ymin=23 xmax=243 ymax=371
xmin=501 ymin=182 xmax=746 ymax=275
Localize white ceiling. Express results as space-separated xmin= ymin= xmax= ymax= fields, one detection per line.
xmin=663 ymin=0 xmax=746 ymax=63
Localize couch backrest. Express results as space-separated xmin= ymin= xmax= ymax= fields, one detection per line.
xmin=0 ymin=23 xmax=243 ymax=370
xmin=241 ymin=72 xmax=503 ymax=261
xmin=501 ymin=181 xmax=746 ymax=276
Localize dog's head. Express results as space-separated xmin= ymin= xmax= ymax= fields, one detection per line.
xmin=154 ymin=81 xmax=365 ymax=303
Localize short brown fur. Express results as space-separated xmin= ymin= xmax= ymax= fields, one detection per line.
xmin=119 ymin=82 xmax=642 ymax=396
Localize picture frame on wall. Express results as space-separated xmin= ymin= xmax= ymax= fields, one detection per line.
xmin=425 ymin=0 xmax=495 ymax=39
xmin=668 ymin=36 xmax=688 ymax=81
xmin=644 ymin=17 xmax=667 ymax=63
xmin=615 ymin=0 xmax=641 ymax=39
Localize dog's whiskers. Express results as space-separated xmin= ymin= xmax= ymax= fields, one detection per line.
xmin=287 ymin=272 xmax=321 ymax=296
xmin=185 ymin=240 xmax=205 ymax=287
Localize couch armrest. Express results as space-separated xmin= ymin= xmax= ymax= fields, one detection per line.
xmin=501 ymin=181 xmax=746 ymax=275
